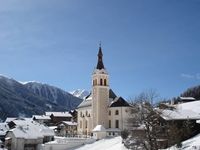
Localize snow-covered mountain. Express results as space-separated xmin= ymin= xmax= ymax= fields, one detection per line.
xmin=70 ymin=89 xmax=90 ymax=99
xmin=24 ymin=82 xmax=83 ymax=109
xmin=0 ymin=75 xmax=82 ymax=120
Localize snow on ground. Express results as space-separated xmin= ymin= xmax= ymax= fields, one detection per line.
xmin=74 ymin=136 xmax=127 ymax=150
xmin=166 ymin=133 xmax=200 ymax=150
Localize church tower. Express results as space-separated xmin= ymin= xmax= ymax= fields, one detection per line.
xmin=92 ymin=45 xmax=109 ymax=129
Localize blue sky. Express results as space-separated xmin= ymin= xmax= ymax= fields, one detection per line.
xmin=0 ymin=0 xmax=200 ymax=100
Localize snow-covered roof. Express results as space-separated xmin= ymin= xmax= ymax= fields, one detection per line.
xmin=45 ymin=112 xmax=72 ymax=117
xmin=9 ymin=125 xmax=43 ymax=139
xmin=160 ymin=109 xmax=200 ymax=120
xmin=0 ymin=123 xmax=9 ymax=136
xmin=92 ymin=125 xmax=106 ymax=132
xmin=179 ymin=97 xmax=196 ymax=100
xmin=177 ymin=100 xmax=200 ymax=114
xmin=77 ymin=98 xmax=92 ymax=108
xmin=158 ymin=100 xmax=200 ymax=120
xmin=7 ymin=120 xmax=54 ymax=139
xmin=77 ymin=89 xmax=117 ymax=109
xmin=33 ymin=115 xmax=51 ymax=120
xmin=4 ymin=118 xmax=17 ymax=123
xmin=60 ymin=121 xmax=78 ymax=126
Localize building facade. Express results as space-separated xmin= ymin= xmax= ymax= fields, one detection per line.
xmin=77 ymin=45 xmax=132 ymax=136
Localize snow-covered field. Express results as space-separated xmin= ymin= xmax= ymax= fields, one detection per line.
xmin=74 ymin=136 xmax=127 ymax=150
xmin=166 ymin=133 xmax=200 ymax=150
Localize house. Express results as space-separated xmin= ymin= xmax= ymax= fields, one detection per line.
xmin=45 ymin=112 xmax=72 ymax=125
xmin=56 ymin=121 xmax=77 ymax=137
xmin=32 ymin=115 xmax=51 ymax=125
xmin=5 ymin=119 xmax=54 ymax=150
xmin=77 ymin=45 xmax=133 ymax=138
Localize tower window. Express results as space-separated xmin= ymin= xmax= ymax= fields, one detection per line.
xmin=109 ymin=120 xmax=111 ymax=128
xmin=86 ymin=111 xmax=89 ymax=117
xmin=100 ymin=79 xmax=103 ymax=85
xmin=80 ymin=112 xmax=82 ymax=117
xmin=93 ymin=79 xmax=97 ymax=86
xmin=85 ymin=120 xmax=87 ymax=129
xmin=115 ymin=120 xmax=119 ymax=128
xmin=109 ymin=110 xmax=111 ymax=116
xmin=80 ymin=121 xmax=82 ymax=128
xmin=115 ymin=110 xmax=119 ymax=115
xmin=104 ymin=79 xmax=107 ymax=86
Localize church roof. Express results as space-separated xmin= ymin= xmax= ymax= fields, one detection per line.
xmin=77 ymin=89 xmax=117 ymax=109
xmin=109 ymin=89 xmax=117 ymax=99
xmin=96 ymin=46 xmax=105 ymax=70
xmin=110 ymin=97 xmax=130 ymax=107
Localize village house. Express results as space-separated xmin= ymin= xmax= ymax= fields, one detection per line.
xmin=5 ymin=118 xmax=54 ymax=150
xmin=45 ymin=112 xmax=72 ymax=125
xmin=32 ymin=115 xmax=51 ymax=125
xmin=56 ymin=121 xmax=77 ymax=137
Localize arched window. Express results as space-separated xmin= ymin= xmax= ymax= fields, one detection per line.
xmin=80 ymin=121 xmax=82 ymax=128
xmin=86 ymin=111 xmax=88 ymax=116
xmin=109 ymin=110 xmax=111 ymax=116
xmin=85 ymin=120 xmax=87 ymax=128
xmin=104 ymin=79 xmax=107 ymax=86
xmin=100 ymin=78 xmax=103 ymax=85
xmin=115 ymin=110 xmax=119 ymax=115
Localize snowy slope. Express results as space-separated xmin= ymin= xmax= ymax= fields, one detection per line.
xmin=70 ymin=89 xmax=90 ymax=99
xmin=75 ymin=137 xmax=127 ymax=150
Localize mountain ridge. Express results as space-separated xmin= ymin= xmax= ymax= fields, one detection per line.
xmin=0 ymin=75 xmax=82 ymax=120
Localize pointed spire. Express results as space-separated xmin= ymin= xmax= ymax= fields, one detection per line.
xmin=96 ymin=43 xmax=105 ymax=69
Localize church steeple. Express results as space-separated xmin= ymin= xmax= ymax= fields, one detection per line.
xmin=96 ymin=44 xmax=105 ymax=70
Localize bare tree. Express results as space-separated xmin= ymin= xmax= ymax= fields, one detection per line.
xmin=126 ymin=90 xmax=197 ymax=150
xmin=126 ymin=90 xmax=161 ymax=150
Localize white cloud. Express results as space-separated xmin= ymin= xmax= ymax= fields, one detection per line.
xmin=181 ymin=73 xmax=200 ymax=80
xmin=181 ymin=73 xmax=194 ymax=79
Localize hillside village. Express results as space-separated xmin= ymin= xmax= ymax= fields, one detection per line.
xmin=0 ymin=47 xmax=200 ymax=150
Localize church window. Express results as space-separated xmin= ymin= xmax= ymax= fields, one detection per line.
xmin=100 ymin=78 xmax=103 ymax=85
xmin=109 ymin=120 xmax=111 ymax=128
xmin=85 ymin=120 xmax=87 ymax=129
xmin=115 ymin=110 xmax=119 ymax=115
xmin=104 ymin=79 xmax=107 ymax=86
xmin=109 ymin=110 xmax=111 ymax=116
xmin=115 ymin=120 xmax=119 ymax=128
xmin=95 ymin=79 xmax=97 ymax=85
xmin=80 ymin=121 xmax=82 ymax=128
xmin=86 ymin=111 xmax=88 ymax=116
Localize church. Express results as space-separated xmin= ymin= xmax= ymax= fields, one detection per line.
xmin=77 ymin=45 xmax=132 ymax=138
